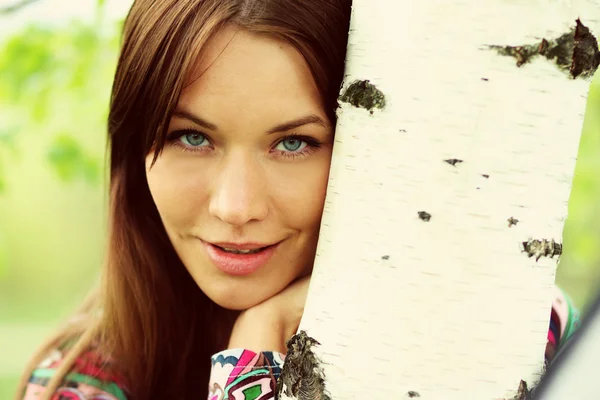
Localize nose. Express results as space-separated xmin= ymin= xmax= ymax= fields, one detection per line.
xmin=208 ymin=152 xmax=269 ymax=226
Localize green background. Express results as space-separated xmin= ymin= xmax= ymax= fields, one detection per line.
xmin=1 ymin=2 xmax=599 ymax=398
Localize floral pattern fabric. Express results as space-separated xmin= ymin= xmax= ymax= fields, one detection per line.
xmin=208 ymin=349 xmax=285 ymax=400
xmin=22 ymin=348 xmax=128 ymax=400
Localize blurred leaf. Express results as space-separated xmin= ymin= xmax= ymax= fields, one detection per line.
xmin=0 ymin=25 xmax=56 ymax=102
xmin=0 ymin=228 xmax=7 ymax=278
xmin=0 ymin=126 xmax=18 ymax=151
xmin=47 ymin=134 xmax=100 ymax=185
xmin=0 ymin=124 xmax=18 ymax=194
xmin=0 ymin=125 xmax=17 ymax=194
xmin=0 ymin=16 xmax=121 ymax=195
xmin=47 ymin=135 xmax=83 ymax=181
xmin=82 ymin=156 xmax=101 ymax=184
xmin=0 ymin=20 xmax=116 ymax=124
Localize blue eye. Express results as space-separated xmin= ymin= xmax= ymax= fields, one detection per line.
xmin=180 ymin=132 xmax=208 ymax=147
xmin=276 ymin=137 xmax=307 ymax=152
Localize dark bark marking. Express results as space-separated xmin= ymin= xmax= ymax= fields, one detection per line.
xmin=444 ymin=158 xmax=463 ymax=166
xmin=572 ymin=19 xmax=600 ymax=78
xmin=513 ymin=379 xmax=533 ymax=400
xmin=507 ymin=217 xmax=519 ymax=227
xmin=512 ymin=364 xmax=547 ymax=399
xmin=418 ymin=211 xmax=432 ymax=222
xmin=339 ymin=80 xmax=386 ymax=114
xmin=276 ymin=330 xmax=330 ymax=400
xmin=487 ymin=19 xmax=599 ymax=79
xmin=521 ymin=238 xmax=562 ymax=261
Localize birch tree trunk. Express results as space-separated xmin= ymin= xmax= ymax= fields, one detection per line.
xmin=278 ymin=1 xmax=600 ymax=399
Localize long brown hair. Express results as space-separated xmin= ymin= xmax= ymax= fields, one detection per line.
xmin=16 ymin=0 xmax=351 ymax=398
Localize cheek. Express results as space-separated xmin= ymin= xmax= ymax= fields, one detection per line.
xmin=272 ymin=157 xmax=331 ymax=229
xmin=145 ymin=155 xmax=208 ymax=229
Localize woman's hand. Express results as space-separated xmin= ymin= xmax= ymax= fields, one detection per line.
xmin=227 ymin=276 xmax=310 ymax=354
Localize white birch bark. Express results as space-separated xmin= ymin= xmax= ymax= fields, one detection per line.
xmin=285 ymin=1 xmax=600 ymax=399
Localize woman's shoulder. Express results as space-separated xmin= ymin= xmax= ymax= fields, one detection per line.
xmin=22 ymin=345 xmax=128 ymax=400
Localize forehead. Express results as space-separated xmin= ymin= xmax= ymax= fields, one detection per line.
xmin=177 ymin=25 xmax=325 ymax=126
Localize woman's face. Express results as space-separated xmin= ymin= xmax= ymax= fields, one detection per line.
xmin=145 ymin=25 xmax=334 ymax=310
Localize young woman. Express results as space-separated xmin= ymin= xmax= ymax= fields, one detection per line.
xmin=16 ymin=0 xmax=580 ymax=399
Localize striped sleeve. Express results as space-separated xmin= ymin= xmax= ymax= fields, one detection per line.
xmin=208 ymin=348 xmax=285 ymax=400
xmin=21 ymin=348 xmax=128 ymax=400
xmin=546 ymin=286 xmax=581 ymax=364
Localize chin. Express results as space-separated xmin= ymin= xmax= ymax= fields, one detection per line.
xmin=203 ymin=284 xmax=274 ymax=311
xmin=214 ymin=298 xmax=259 ymax=311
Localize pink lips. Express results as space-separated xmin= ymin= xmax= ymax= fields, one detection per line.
xmin=202 ymin=241 xmax=278 ymax=276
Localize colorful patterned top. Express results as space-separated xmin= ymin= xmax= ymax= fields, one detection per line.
xmin=21 ymin=287 xmax=580 ymax=400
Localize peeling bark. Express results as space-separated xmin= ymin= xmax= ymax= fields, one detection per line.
xmin=521 ymin=239 xmax=563 ymax=262
xmin=339 ymin=79 xmax=386 ymax=114
xmin=488 ymin=19 xmax=599 ymax=79
xmin=276 ymin=331 xmax=330 ymax=400
xmin=444 ymin=158 xmax=464 ymax=166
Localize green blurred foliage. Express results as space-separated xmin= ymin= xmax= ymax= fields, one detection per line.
xmin=47 ymin=134 xmax=101 ymax=184
xmin=557 ymin=72 xmax=600 ymax=308
xmin=0 ymin=5 xmax=122 ymax=395
xmin=0 ymin=9 xmax=124 ymax=190
xmin=0 ymin=11 xmax=121 ymax=269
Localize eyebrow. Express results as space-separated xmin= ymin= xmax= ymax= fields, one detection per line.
xmin=267 ymin=114 xmax=328 ymax=133
xmin=172 ymin=107 xmax=328 ymax=133
xmin=173 ymin=108 xmax=218 ymax=131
